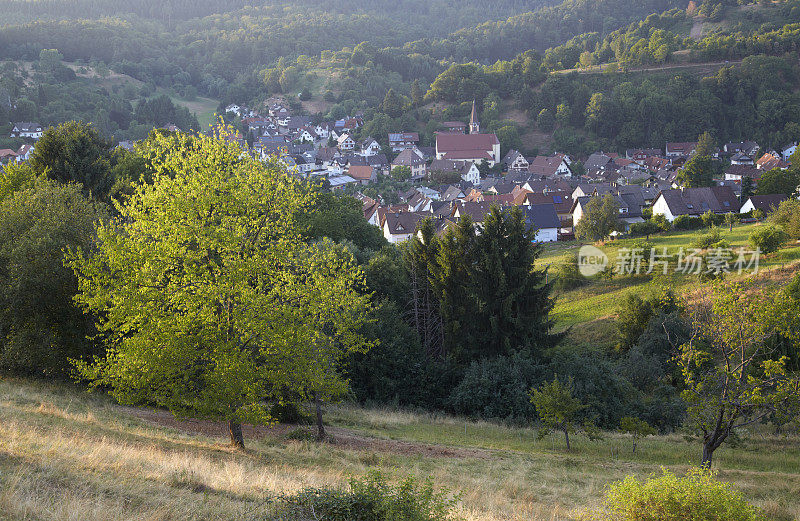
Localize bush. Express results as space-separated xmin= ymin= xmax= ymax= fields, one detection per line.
xmin=629 ymin=220 xmax=661 ymax=237
xmin=448 ymin=354 xmax=544 ymax=422
xmin=596 ymin=468 xmax=765 ymax=521
xmin=554 ymin=255 xmax=587 ymax=290
xmin=692 ymin=226 xmax=728 ymax=250
xmin=749 ymin=225 xmax=788 ymax=254
xmin=673 ymin=215 xmax=703 ymax=230
xmin=276 ymin=471 xmax=458 ymax=521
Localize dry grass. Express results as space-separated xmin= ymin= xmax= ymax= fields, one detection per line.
xmin=1 ymin=378 xmax=799 ymax=521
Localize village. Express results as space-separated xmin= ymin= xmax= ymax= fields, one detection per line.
xmin=3 ymin=95 xmax=796 ymax=249
xmin=213 ymin=98 xmax=795 ymax=245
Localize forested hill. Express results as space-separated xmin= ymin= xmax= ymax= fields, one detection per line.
xmin=400 ymin=0 xmax=687 ymax=62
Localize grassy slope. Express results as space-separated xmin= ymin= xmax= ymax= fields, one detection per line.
xmin=1 ymin=378 xmax=799 ymax=521
xmin=541 ymin=222 xmax=800 ymax=347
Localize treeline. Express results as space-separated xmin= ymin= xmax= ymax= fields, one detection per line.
xmin=0 ymin=54 xmax=198 ymax=146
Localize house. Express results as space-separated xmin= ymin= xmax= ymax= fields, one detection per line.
xmin=756 ymin=152 xmax=790 ymax=171
xmin=392 ymin=148 xmax=426 ymax=179
xmin=0 ymin=149 xmax=18 ymax=164
xmin=502 ymin=149 xmax=529 ymax=172
xmin=523 ymin=191 xmax=573 ymax=219
xmin=724 ymin=141 xmax=759 ymax=157
xmin=652 ymin=186 xmax=739 ymax=221
xmin=382 ymin=212 xmax=427 ymax=243
xmin=362 ymin=199 xmax=381 ymax=227
xmin=724 ymin=165 xmax=761 ymax=183
xmin=584 ymin=153 xmax=614 ymax=172
xmin=519 ymin=204 xmax=560 ymax=242
xmin=314 ymin=122 xmax=332 ymax=139
xmin=781 ymin=143 xmax=797 ymax=162
xmin=665 ymin=142 xmax=697 ymax=158
xmin=348 ymin=165 xmax=378 ymax=184
xmin=528 ymin=154 xmax=572 ymax=178
xmin=429 ymin=159 xmax=481 ymax=186
xmin=15 ymin=143 xmax=33 ymax=162
xmin=440 ymin=121 xmax=466 ymax=134
xmin=10 ymin=122 xmax=43 ymax=139
xmin=570 ymin=194 xmax=644 ymax=229
xmin=225 ymin=103 xmax=242 ymax=116
xmin=730 ymin=152 xmax=754 ymax=165
xmin=297 ymin=128 xmax=318 ymax=143
xmin=739 ymin=194 xmax=788 ymax=216
xmin=360 ymin=137 xmax=382 ymax=156
xmin=452 ymin=201 xmax=496 ymax=225
xmin=337 ymin=134 xmax=356 ymax=151
xmin=435 ymin=133 xmax=500 ymax=165
xmin=388 ymin=132 xmax=420 ymax=152
xmin=626 ymin=148 xmax=662 ymax=161
xmin=439 ymin=185 xmax=466 ymax=202
xmin=327 ymin=174 xmax=357 ymax=190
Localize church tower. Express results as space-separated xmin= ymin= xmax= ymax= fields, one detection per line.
xmin=469 ymin=99 xmax=480 ymax=134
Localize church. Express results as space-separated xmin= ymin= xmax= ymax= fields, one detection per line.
xmin=434 ymin=101 xmax=501 ymax=166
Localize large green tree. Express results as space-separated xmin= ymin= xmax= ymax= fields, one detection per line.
xmin=575 ymin=194 xmax=621 ymax=242
xmin=28 ymin=121 xmax=116 ymax=200
xmin=756 ymin=168 xmax=799 ymax=197
xmin=677 ymin=154 xmax=715 ymax=188
xmin=469 ymin=206 xmax=557 ymax=361
xmin=680 ymin=280 xmax=800 ymax=466
xmin=67 ymin=130 xmax=373 ymax=449
xmin=0 ymin=168 xmax=107 ymax=375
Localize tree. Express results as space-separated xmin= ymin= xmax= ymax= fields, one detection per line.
xmin=756 ymin=168 xmax=799 ymax=197
xmin=749 ymin=225 xmax=787 ymax=254
xmin=469 ymin=206 xmax=557 ymax=361
xmin=28 ymin=121 xmax=116 ymax=200
xmin=618 ymin=417 xmax=655 ymax=453
xmin=0 ymin=173 xmax=107 ymax=375
xmin=679 ymin=281 xmax=800 ymax=466
xmin=537 ymin=108 xmax=555 ymax=132
xmin=390 ymin=165 xmax=412 ymax=181
xmin=410 ymin=79 xmax=424 ymax=108
xmin=740 ymin=176 xmax=754 ymax=201
xmin=575 ymin=194 xmax=620 ymax=242
xmin=67 ymin=130 xmax=373 ymax=449
xmin=724 ymin=212 xmax=736 ymax=232
xmin=677 ymin=155 xmax=714 ymax=188
xmin=529 ymin=376 xmax=584 ymax=451
xmin=380 ymin=88 xmax=404 ymax=118
xmin=695 ymin=131 xmax=716 ymax=158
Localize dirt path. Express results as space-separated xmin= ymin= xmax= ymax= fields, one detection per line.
xmin=122 ymin=406 xmax=489 ymax=459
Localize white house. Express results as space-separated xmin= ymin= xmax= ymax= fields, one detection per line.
xmin=435 ymin=133 xmax=500 ymax=166
xmin=360 ymin=137 xmax=382 ymax=156
xmin=11 ymin=122 xmax=43 ymax=139
xmin=520 ymin=204 xmax=560 ymax=243
xmin=337 ymin=134 xmax=356 ymax=151
xmin=382 ymin=212 xmax=425 ymax=244
xmin=652 ymin=187 xmax=739 ymax=222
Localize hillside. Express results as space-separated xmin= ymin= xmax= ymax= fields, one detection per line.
xmin=2 ymin=378 xmax=800 ymax=521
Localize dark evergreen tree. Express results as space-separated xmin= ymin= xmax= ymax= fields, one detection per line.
xmin=469 ymin=206 xmax=558 ymax=360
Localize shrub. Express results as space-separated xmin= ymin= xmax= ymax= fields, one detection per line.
xmin=276 ymin=471 xmax=458 ymax=521
xmin=554 ymin=255 xmax=587 ymax=290
xmin=692 ymin=226 xmax=728 ymax=250
xmin=448 ymin=354 xmax=544 ymax=422
xmin=673 ymin=214 xmax=703 ymax=230
xmin=701 ymin=210 xmax=724 ymax=228
xmin=596 ymin=468 xmax=765 ymax=521
xmin=749 ymin=225 xmax=788 ymax=254
xmin=629 ymin=220 xmax=661 ymax=237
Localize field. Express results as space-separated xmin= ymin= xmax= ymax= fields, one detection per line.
xmin=1 ymin=378 xmax=800 ymax=521
xmin=540 ymin=221 xmax=800 ymax=347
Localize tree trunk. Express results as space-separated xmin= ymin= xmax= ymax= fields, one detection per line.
xmin=228 ymin=420 xmax=245 ymax=450
xmin=632 ymin=439 xmax=637 ymax=454
xmin=701 ymin=443 xmax=714 ymax=467
xmin=314 ymin=393 xmax=326 ymax=441
xmin=563 ymin=427 xmax=570 ymax=451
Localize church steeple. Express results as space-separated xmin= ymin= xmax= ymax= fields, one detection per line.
xmin=469 ymin=99 xmax=480 ymax=134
